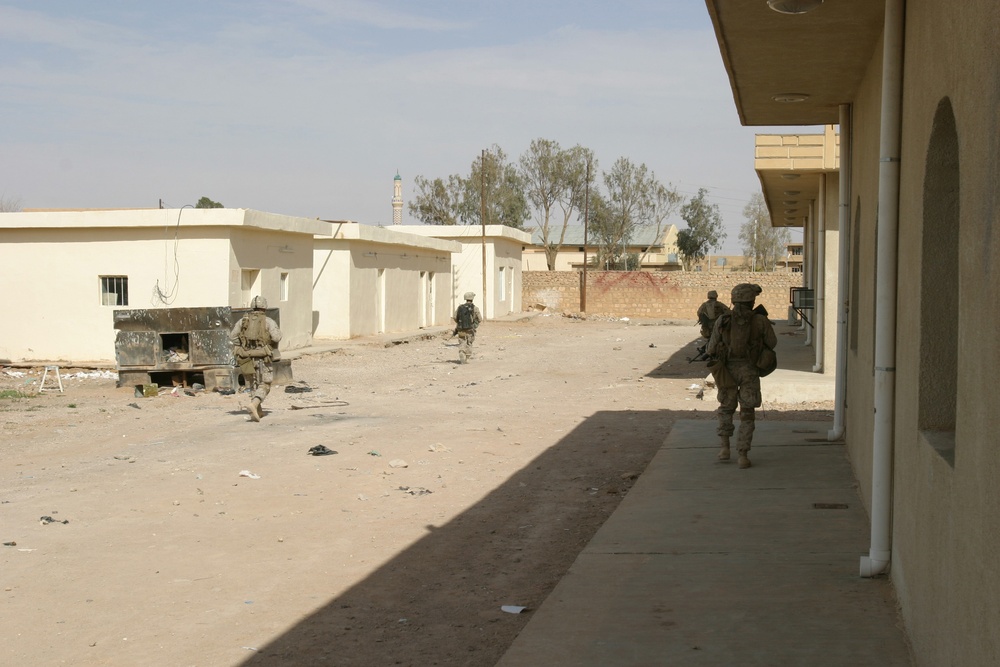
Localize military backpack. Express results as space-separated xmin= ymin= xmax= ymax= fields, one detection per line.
xmin=456 ymin=303 xmax=477 ymax=330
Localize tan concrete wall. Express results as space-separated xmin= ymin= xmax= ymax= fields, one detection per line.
xmin=877 ymin=2 xmax=1000 ymax=665
xmin=842 ymin=34 xmax=884 ymax=520
xmin=838 ymin=5 xmax=1000 ymax=665
xmin=523 ymin=271 xmax=802 ymax=320
xmin=819 ymin=172 xmax=840 ymax=376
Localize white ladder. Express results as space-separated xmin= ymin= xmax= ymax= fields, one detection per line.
xmin=39 ymin=365 xmax=64 ymax=393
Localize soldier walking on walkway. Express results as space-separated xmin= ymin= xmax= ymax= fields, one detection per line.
xmin=707 ymin=283 xmax=777 ymax=469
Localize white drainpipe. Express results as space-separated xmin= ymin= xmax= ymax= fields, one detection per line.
xmin=812 ymin=175 xmax=826 ymax=372
xmin=803 ymin=209 xmax=813 ymax=344
xmin=829 ymin=103 xmax=852 ymax=441
xmin=861 ymin=0 xmax=904 ymax=579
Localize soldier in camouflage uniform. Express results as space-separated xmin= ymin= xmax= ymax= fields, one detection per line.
xmin=230 ymin=296 xmax=282 ymax=422
xmin=706 ymin=283 xmax=777 ymax=469
xmin=453 ymin=292 xmax=482 ymax=364
xmin=697 ymin=290 xmax=730 ymax=340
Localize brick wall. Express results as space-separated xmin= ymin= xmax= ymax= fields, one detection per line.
xmin=522 ymin=270 xmax=802 ymax=320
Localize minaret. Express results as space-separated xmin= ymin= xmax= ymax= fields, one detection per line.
xmin=391 ymin=172 xmax=403 ymax=225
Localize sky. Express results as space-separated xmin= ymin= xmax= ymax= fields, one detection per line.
xmin=0 ymin=0 xmax=811 ymax=253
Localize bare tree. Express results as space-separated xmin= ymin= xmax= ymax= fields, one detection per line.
xmin=593 ymin=157 xmax=676 ymax=270
xmin=408 ymin=174 xmax=463 ymax=225
xmin=410 ymin=146 xmax=528 ymax=229
xmin=0 ymin=194 xmax=23 ymax=212
xmin=460 ymin=145 xmax=529 ymax=229
xmin=520 ymin=139 xmax=596 ymax=270
xmin=739 ymin=192 xmax=791 ymax=271
xmin=636 ymin=181 xmax=682 ymax=265
xmin=677 ymin=188 xmax=726 ymax=270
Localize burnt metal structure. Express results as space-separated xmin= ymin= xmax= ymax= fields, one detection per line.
xmin=113 ymin=306 xmax=291 ymax=391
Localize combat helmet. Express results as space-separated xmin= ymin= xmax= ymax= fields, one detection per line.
xmin=251 ymin=295 xmax=268 ymax=310
xmin=730 ymin=283 xmax=762 ymax=303
xmin=707 ymin=290 xmax=718 ymax=299
xmin=463 ymin=292 xmax=475 ymax=301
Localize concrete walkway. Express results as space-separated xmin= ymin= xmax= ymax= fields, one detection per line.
xmin=496 ymin=419 xmax=914 ymax=666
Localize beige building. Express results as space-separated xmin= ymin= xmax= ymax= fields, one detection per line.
xmin=686 ymin=254 xmax=749 ymax=272
xmin=776 ymin=242 xmax=804 ymax=273
xmin=522 ymin=224 xmax=681 ymax=272
xmin=312 ymin=222 xmax=459 ymax=339
xmin=755 ymin=125 xmax=841 ymax=375
xmin=0 ymin=210 xmax=528 ymax=363
xmin=0 ymin=208 xmax=328 ymax=362
xmin=707 ymin=1 xmax=1000 ymax=664
xmin=393 ymin=224 xmax=531 ymax=319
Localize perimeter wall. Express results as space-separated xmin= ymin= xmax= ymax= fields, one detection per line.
xmin=523 ymin=271 xmax=802 ymax=320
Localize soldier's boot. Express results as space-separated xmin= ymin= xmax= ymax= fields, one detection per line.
xmin=738 ymin=448 xmax=752 ymax=469
xmin=459 ymin=350 xmax=468 ymax=364
xmin=717 ymin=436 xmax=731 ymax=462
xmin=248 ymin=398 xmax=262 ymax=422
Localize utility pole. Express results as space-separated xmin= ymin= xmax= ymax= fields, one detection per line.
xmin=581 ymin=159 xmax=590 ymax=312
xmin=480 ymin=149 xmax=487 ymax=319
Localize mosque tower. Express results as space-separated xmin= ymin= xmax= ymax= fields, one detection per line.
xmin=391 ymin=172 xmax=403 ymax=225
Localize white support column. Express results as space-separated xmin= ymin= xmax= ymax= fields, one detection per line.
xmin=813 ymin=174 xmax=826 ymax=372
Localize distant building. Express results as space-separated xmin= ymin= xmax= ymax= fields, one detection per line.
xmin=687 ymin=254 xmax=749 ymax=272
xmin=522 ymin=225 xmax=681 ymax=271
xmin=776 ymin=242 xmax=804 ymax=273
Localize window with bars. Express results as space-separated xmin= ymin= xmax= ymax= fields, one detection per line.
xmin=100 ymin=276 xmax=129 ymax=306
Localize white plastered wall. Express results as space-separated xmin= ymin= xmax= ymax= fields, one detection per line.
xmin=391 ymin=225 xmax=531 ymax=319
xmin=0 ymin=208 xmax=327 ymax=362
xmin=311 ymin=223 xmax=459 ymax=339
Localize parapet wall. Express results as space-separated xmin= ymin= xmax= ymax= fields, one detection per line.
xmin=522 ymin=270 xmax=802 ymax=320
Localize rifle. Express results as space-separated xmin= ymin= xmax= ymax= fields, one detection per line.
xmin=688 ymin=344 xmax=711 ymax=364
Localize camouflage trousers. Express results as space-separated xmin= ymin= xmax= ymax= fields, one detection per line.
xmin=457 ymin=329 xmax=476 ymax=362
xmin=716 ymin=359 xmax=762 ymax=452
xmin=241 ymin=358 xmax=273 ymax=403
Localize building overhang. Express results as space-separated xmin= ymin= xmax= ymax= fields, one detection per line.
xmin=705 ymin=0 xmax=884 ymax=127
xmin=755 ymin=125 xmax=839 ymax=227
xmin=705 ymin=1 xmax=873 ymax=228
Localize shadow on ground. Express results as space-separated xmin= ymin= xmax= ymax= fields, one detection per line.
xmin=646 ymin=320 xmax=813 ymax=380
xmin=240 ymin=407 xmax=680 ymax=667
xmin=645 ymin=334 xmax=713 ymax=379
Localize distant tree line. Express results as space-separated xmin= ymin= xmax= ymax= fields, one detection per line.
xmin=407 ymin=139 xmax=748 ymax=271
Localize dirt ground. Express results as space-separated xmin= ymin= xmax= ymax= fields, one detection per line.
xmin=0 ymin=314 xmax=832 ymax=667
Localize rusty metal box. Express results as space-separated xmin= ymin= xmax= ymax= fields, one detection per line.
xmin=113 ymin=306 xmax=290 ymax=391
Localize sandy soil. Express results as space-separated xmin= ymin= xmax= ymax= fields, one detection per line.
xmin=0 ymin=314 xmax=832 ymax=667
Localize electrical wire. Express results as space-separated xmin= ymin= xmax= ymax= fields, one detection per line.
xmin=151 ymin=204 xmax=192 ymax=306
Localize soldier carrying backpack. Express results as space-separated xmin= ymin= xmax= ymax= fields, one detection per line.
xmin=453 ymin=292 xmax=482 ymax=364
xmin=230 ymin=296 xmax=282 ymax=422
xmin=706 ymin=283 xmax=777 ymax=469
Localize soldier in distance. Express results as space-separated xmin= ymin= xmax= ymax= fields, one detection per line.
xmin=230 ymin=296 xmax=282 ymax=422
xmin=453 ymin=292 xmax=482 ymax=364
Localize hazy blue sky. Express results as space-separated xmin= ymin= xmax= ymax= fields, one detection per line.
xmin=0 ymin=1 xmax=810 ymax=252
